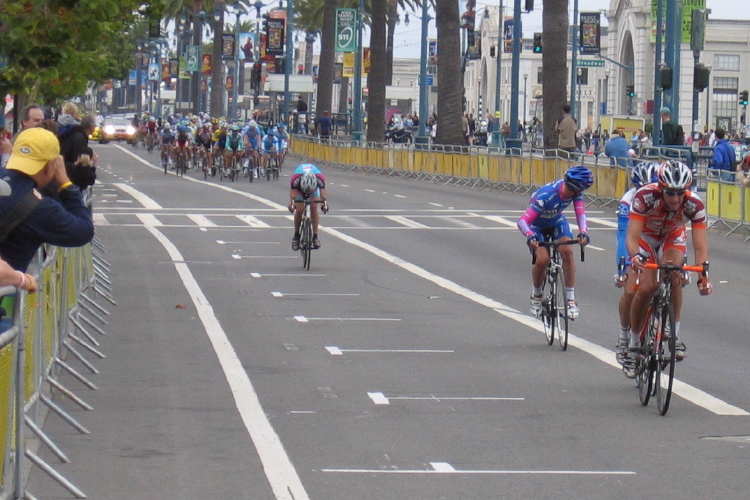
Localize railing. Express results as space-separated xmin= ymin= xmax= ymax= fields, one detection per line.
xmin=288 ymin=135 xmax=749 ymax=241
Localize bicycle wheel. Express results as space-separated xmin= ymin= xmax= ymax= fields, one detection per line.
xmin=300 ymin=217 xmax=312 ymax=270
xmin=163 ymin=153 xmax=168 ymax=174
xmin=274 ymin=157 xmax=280 ymax=180
xmin=638 ymin=356 xmax=654 ymax=406
xmin=542 ymin=276 xmax=555 ymax=346
xmin=203 ymin=156 xmax=208 ymax=179
xmin=554 ymin=264 xmax=569 ymax=350
xmin=266 ymin=159 xmax=272 ymax=181
xmin=656 ymin=304 xmax=676 ymax=415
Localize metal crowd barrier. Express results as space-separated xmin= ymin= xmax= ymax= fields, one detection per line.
xmin=288 ymin=135 xmax=748 ymax=241
xmin=0 ymin=203 xmax=113 ymax=498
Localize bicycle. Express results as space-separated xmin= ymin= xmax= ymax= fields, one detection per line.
xmin=627 ymin=259 xmax=708 ymax=416
xmin=199 ymin=150 xmax=210 ymax=180
xmin=160 ymin=144 xmax=172 ymax=174
xmin=246 ymin=150 xmax=259 ymax=183
xmin=532 ymin=239 xmax=584 ymax=351
xmin=146 ymin=131 xmax=156 ymax=154
xmin=266 ymin=153 xmax=280 ymax=181
xmin=292 ymin=199 xmax=327 ymax=271
xmin=175 ymin=147 xmax=188 ymax=177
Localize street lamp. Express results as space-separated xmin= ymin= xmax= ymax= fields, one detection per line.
xmin=282 ymin=0 xmax=295 ymax=128
xmin=135 ymin=42 xmax=146 ymax=117
xmin=577 ymin=67 xmax=583 ymax=125
xmin=522 ymin=73 xmax=527 ymax=141
xmin=416 ymin=2 xmax=432 ymax=145
xmin=492 ymin=1 xmax=503 ymax=149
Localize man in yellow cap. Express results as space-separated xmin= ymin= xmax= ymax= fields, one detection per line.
xmin=0 ymin=127 xmax=94 ymax=271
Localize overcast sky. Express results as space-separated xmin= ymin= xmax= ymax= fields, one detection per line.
xmin=390 ymin=0 xmax=749 ymax=59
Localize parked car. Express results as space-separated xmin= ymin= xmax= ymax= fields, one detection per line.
xmin=100 ymin=117 xmax=137 ymax=144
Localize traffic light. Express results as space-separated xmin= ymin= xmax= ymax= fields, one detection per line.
xmin=524 ymin=0 xmax=534 ymax=12
xmin=490 ymin=45 xmax=496 ymax=58
xmin=658 ymin=64 xmax=673 ymax=90
xmin=740 ymin=90 xmax=749 ymax=106
xmin=626 ymin=84 xmax=635 ymax=97
xmin=261 ymin=14 xmax=268 ymax=34
xmin=693 ymin=63 xmax=710 ymax=92
xmin=533 ymin=33 xmax=542 ymax=54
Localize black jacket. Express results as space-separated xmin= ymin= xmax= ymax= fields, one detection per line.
xmin=60 ymin=126 xmax=96 ymax=189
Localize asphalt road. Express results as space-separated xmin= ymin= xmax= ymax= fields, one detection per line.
xmin=27 ymin=142 xmax=750 ymax=500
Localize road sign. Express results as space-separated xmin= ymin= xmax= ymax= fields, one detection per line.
xmin=420 ymin=74 xmax=434 ymax=86
xmin=577 ymin=59 xmax=605 ymax=68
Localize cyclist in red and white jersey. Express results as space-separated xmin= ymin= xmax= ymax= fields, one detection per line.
xmin=625 ymin=160 xmax=713 ymax=365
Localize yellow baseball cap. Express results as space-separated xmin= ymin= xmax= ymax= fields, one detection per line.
xmin=6 ymin=128 xmax=60 ymax=175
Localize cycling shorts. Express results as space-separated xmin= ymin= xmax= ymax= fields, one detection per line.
xmin=637 ymin=227 xmax=687 ymax=264
xmin=527 ymin=218 xmax=574 ymax=249
xmin=176 ymin=140 xmax=189 ymax=149
xmin=293 ymin=189 xmax=321 ymax=201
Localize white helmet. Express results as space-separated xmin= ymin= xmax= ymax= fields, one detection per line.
xmin=299 ymin=171 xmax=319 ymax=194
xmin=657 ymin=160 xmax=692 ymax=190
xmin=163 ymin=123 xmax=171 ymax=130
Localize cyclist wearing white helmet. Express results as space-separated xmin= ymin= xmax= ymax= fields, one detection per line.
xmin=612 ymin=161 xmax=659 ymax=369
xmin=289 ymin=163 xmax=328 ymax=250
xmin=625 ymin=160 xmax=712 ymax=367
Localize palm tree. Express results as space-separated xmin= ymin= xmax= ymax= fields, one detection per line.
xmin=316 ymin=0 xmax=339 ymax=122
xmin=365 ymin=0 xmax=387 ymax=142
xmin=542 ymin=0 xmax=569 ymax=150
xmin=434 ymin=0 xmax=463 ymax=145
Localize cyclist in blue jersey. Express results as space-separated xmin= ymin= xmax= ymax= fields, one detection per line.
xmin=261 ymin=129 xmax=281 ymax=172
xmin=243 ymin=121 xmax=261 ymax=169
xmin=516 ymin=165 xmax=594 ymax=319
xmin=275 ymin=124 xmax=289 ymax=169
xmin=289 ymin=163 xmax=328 ymax=250
xmin=612 ymin=162 xmax=659 ymax=369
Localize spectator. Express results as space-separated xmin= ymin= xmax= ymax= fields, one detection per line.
xmin=0 ymin=128 xmax=94 ymax=271
xmin=60 ymin=114 xmax=98 ymax=190
xmin=296 ymin=98 xmax=308 ymax=134
xmin=556 ymin=104 xmax=578 ymax=157
xmin=56 ymin=102 xmax=81 ymax=138
xmin=462 ymin=114 xmax=470 ymax=145
xmin=315 ymin=110 xmax=332 ymax=141
xmin=604 ymin=131 xmax=636 ymax=167
xmin=21 ymin=104 xmax=45 ymax=132
xmin=710 ymin=128 xmax=737 ymax=182
xmin=660 ymin=107 xmax=680 ymax=146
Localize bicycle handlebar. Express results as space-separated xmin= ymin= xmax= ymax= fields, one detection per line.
xmin=531 ymin=239 xmax=585 ymax=265
xmin=619 ymin=256 xmax=709 ymax=278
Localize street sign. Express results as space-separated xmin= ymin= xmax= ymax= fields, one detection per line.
xmin=577 ymin=59 xmax=605 ymax=67
xmin=421 ymin=74 xmax=434 ymax=86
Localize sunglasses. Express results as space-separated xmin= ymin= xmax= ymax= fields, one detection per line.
xmin=663 ymin=189 xmax=686 ymax=197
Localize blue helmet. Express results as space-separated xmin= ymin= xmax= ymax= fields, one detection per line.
xmin=177 ymin=124 xmax=187 ymax=133
xmin=631 ymin=161 xmax=659 ymax=188
xmin=564 ymin=165 xmax=594 ymax=192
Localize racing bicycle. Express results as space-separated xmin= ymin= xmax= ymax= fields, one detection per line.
xmin=292 ymin=200 xmax=327 ymax=271
xmin=533 ymin=239 xmax=584 ymax=351
xmin=627 ymin=259 xmax=709 ymax=416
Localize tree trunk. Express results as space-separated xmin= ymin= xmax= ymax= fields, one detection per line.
xmin=316 ymin=0 xmax=339 ymax=121
xmin=435 ymin=0 xmax=464 ymax=146
xmin=385 ymin=0 xmax=397 ymax=85
xmin=366 ymin=0 xmax=387 ymax=143
xmin=542 ymin=0 xmax=569 ymax=150
xmin=210 ymin=6 xmax=226 ymax=117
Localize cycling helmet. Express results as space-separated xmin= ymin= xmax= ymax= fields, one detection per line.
xmin=177 ymin=124 xmax=186 ymax=133
xmin=231 ymin=124 xmax=241 ymax=131
xmin=299 ymin=171 xmax=319 ymax=195
xmin=657 ymin=160 xmax=692 ymax=190
xmin=564 ymin=165 xmax=594 ymax=192
xmin=163 ymin=123 xmax=171 ymax=130
xmin=630 ymin=161 xmax=659 ymax=188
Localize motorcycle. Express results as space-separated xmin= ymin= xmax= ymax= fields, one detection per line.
xmin=384 ymin=127 xmax=413 ymax=144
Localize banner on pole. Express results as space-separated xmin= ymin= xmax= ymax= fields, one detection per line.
xmin=335 ymin=8 xmax=357 ymax=52
xmin=579 ymin=12 xmax=601 ymax=55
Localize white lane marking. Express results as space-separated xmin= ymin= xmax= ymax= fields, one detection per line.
xmin=188 ymin=214 xmax=217 ymax=227
xmin=93 ymin=213 xmax=109 ymax=226
xmin=431 ymin=462 xmax=456 ymax=472
xmin=366 ymin=392 xmax=522 ymax=405
xmin=143 ymin=225 xmax=309 ymax=500
xmin=386 ymin=216 xmax=430 ymax=228
xmin=137 ymin=214 xmax=162 ymax=226
xmin=447 ymin=218 xmax=482 ymax=229
xmin=322 ymin=467 xmax=635 ymax=475
xmin=236 ymin=215 xmax=271 ymax=227
xmin=272 ymin=292 xmax=360 ymax=298
xmin=113 ymin=182 xmax=162 ymax=209
xmin=115 ymin=199 xmax=133 ymax=203
xmin=251 ymin=273 xmax=326 ymax=278
xmin=394 ymin=194 xmax=406 ymax=198
xmin=587 ymin=245 xmax=606 ymax=251
xmin=325 ymin=346 xmax=453 ymax=356
xmin=587 ymin=216 xmax=618 ymax=228
xmin=322 ymin=226 xmax=749 ymax=416
xmin=482 ymin=215 xmax=518 ymax=227
xmin=364 ymin=189 xmax=376 ymax=193
xmin=367 ymin=392 xmax=390 ymax=405
xmin=428 ymin=202 xmax=443 ymax=207
xmin=295 ymin=316 xmax=401 ymax=322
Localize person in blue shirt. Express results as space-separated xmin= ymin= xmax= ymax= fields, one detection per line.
xmin=0 ymin=128 xmax=94 ymax=272
xmin=710 ymin=128 xmax=737 ymax=182
xmin=261 ymin=129 xmax=280 ymax=173
xmin=516 ymin=165 xmax=593 ymax=319
xmin=223 ymin=125 xmax=244 ymax=174
xmin=288 ymin=164 xmax=328 ymax=250
xmin=275 ymin=124 xmax=289 ymax=170
xmin=604 ymin=131 xmax=635 ymax=168
xmin=612 ymin=161 xmax=659 ymax=369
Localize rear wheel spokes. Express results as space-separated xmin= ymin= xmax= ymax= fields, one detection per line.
xmin=554 ymin=264 xmax=569 ymax=351
xmin=542 ymin=278 xmax=555 ymax=346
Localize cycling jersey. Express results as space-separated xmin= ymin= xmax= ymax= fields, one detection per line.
xmin=160 ymin=130 xmax=174 ymax=144
xmin=629 ymin=184 xmax=707 ymax=242
xmin=147 ymin=121 xmax=157 ymax=133
xmin=245 ymin=127 xmax=260 ymax=149
xmin=261 ymin=134 xmax=279 ymax=153
xmin=176 ymin=132 xmax=190 ymax=148
xmin=615 ymin=186 xmax=639 ymax=266
xmin=195 ymin=132 xmax=212 ymax=149
xmin=290 ymin=164 xmax=325 ymax=199
xmin=225 ymin=133 xmax=243 ymax=152
xmin=517 ymin=179 xmax=587 ymax=240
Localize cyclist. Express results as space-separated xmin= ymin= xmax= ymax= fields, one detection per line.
xmin=244 ymin=120 xmax=262 ymax=174
xmin=625 ymin=160 xmax=713 ymax=363
xmin=223 ymin=125 xmax=244 ymax=175
xmin=275 ymin=124 xmax=289 ymax=169
xmin=516 ymin=165 xmax=593 ymax=319
xmin=213 ymin=123 xmax=228 ymax=170
xmin=261 ymin=128 xmax=280 ymax=173
xmin=194 ymin=123 xmax=213 ymax=170
xmin=174 ymin=124 xmax=192 ymax=168
xmin=146 ymin=116 xmax=158 ymax=149
xmin=613 ymin=161 xmax=660 ymax=368
xmin=159 ymin=123 xmax=175 ymax=170
xmin=289 ymin=164 xmax=328 ymax=251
